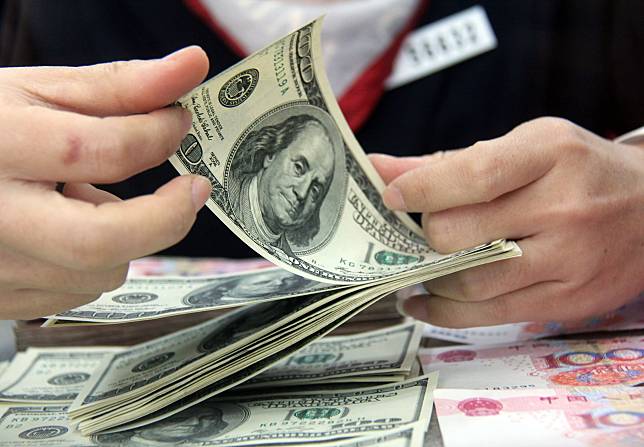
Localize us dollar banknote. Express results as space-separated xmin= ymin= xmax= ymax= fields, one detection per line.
xmin=1 ymin=323 xmax=421 ymax=404
xmin=0 ymin=348 xmax=122 ymax=404
xmin=169 ymin=17 xmax=519 ymax=284
xmin=245 ymin=321 xmax=423 ymax=387
xmin=69 ymin=288 xmax=392 ymax=434
xmin=49 ymin=267 xmax=341 ymax=325
xmin=0 ymin=374 xmax=436 ymax=445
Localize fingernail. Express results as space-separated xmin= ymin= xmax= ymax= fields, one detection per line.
xmin=382 ymin=185 xmax=406 ymax=210
xmin=396 ymin=296 xmax=411 ymax=318
xmin=191 ymin=176 xmax=211 ymax=212
xmin=162 ymin=46 xmax=198 ymax=62
xmin=368 ymin=153 xmax=394 ymax=159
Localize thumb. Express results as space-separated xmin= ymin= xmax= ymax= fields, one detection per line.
xmin=7 ymin=46 xmax=210 ymax=116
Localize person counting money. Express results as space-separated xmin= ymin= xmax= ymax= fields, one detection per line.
xmin=0 ymin=1 xmax=642 ymax=330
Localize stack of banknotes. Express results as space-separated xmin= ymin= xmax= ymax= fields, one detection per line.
xmin=0 ymin=324 xmax=437 ymax=446
xmin=9 ymin=17 xmax=520 ymax=436
xmin=2 ymin=330 xmax=642 ymax=445
xmin=421 ymin=335 xmax=644 ymax=446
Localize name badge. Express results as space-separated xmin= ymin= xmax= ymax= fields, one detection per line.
xmin=386 ymin=5 xmax=497 ymax=89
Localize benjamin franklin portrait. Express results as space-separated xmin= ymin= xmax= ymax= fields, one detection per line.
xmin=228 ymin=105 xmax=346 ymax=257
xmin=183 ymin=268 xmax=316 ymax=307
xmin=92 ymin=402 xmax=246 ymax=446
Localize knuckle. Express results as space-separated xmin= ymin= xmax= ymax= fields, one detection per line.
xmin=93 ymin=123 xmax=137 ymax=181
xmin=102 ymin=60 xmax=130 ymax=77
xmin=102 ymin=62 xmax=130 ymax=96
xmin=61 ymin=123 xmax=133 ymax=181
xmin=535 ymin=117 xmax=586 ymax=152
xmin=423 ymin=213 xmax=463 ymax=253
xmin=424 ymin=218 xmax=450 ymax=253
xmin=465 ymin=142 xmax=505 ymax=202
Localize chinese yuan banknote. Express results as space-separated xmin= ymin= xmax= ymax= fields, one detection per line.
xmin=420 ymin=336 xmax=644 ymax=389
xmin=434 ymin=387 xmax=643 ymax=447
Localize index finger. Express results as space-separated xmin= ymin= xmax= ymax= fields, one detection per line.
xmin=1 ymin=46 xmax=209 ymax=116
xmin=0 ymin=175 xmax=212 ymax=271
xmin=382 ymin=119 xmax=563 ymax=212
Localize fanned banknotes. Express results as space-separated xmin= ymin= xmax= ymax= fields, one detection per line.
xmin=0 ymin=323 xmax=422 ymax=405
xmin=56 ymin=17 xmax=520 ymax=435
xmin=48 ymin=15 xmax=518 ymax=328
xmin=167 ymin=17 xmax=518 ymax=285
xmin=0 ymin=374 xmax=438 ymax=446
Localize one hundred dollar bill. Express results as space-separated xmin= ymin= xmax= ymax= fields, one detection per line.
xmin=243 ymin=321 xmax=423 ymax=387
xmin=168 ymin=16 xmax=519 ymax=284
xmin=0 ymin=348 xmax=122 ymax=404
xmin=434 ymin=387 xmax=643 ymax=447
xmin=48 ymin=267 xmax=340 ymax=325
xmin=420 ymin=336 xmax=644 ymax=389
xmin=69 ymin=288 xmax=394 ymax=433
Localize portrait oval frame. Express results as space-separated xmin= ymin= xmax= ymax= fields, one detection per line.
xmin=225 ymin=102 xmax=347 ymax=256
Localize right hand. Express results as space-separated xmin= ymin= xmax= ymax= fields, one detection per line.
xmin=0 ymin=46 xmax=211 ymax=319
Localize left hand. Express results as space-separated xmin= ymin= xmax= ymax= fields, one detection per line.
xmin=370 ymin=117 xmax=644 ymax=328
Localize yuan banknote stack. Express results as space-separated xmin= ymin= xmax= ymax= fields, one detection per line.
xmin=434 ymin=387 xmax=643 ymax=447
xmin=37 ymin=16 xmax=518 ymax=434
xmin=420 ymin=335 xmax=644 ymax=389
xmin=420 ymin=335 xmax=643 ymax=446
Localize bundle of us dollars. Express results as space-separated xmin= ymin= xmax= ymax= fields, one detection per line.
xmin=67 ymin=293 xmax=423 ymax=434
xmin=0 ymin=373 xmax=438 ymax=446
xmin=0 ymin=323 xmax=422 ymax=405
xmin=48 ymin=15 xmax=518 ymax=329
xmin=46 ymin=16 xmax=519 ymax=436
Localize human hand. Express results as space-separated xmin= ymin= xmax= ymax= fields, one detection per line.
xmin=370 ymin=117 xmax=644 ymax=327
xmin=0 ymin=47 xmax=211 ymax=319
